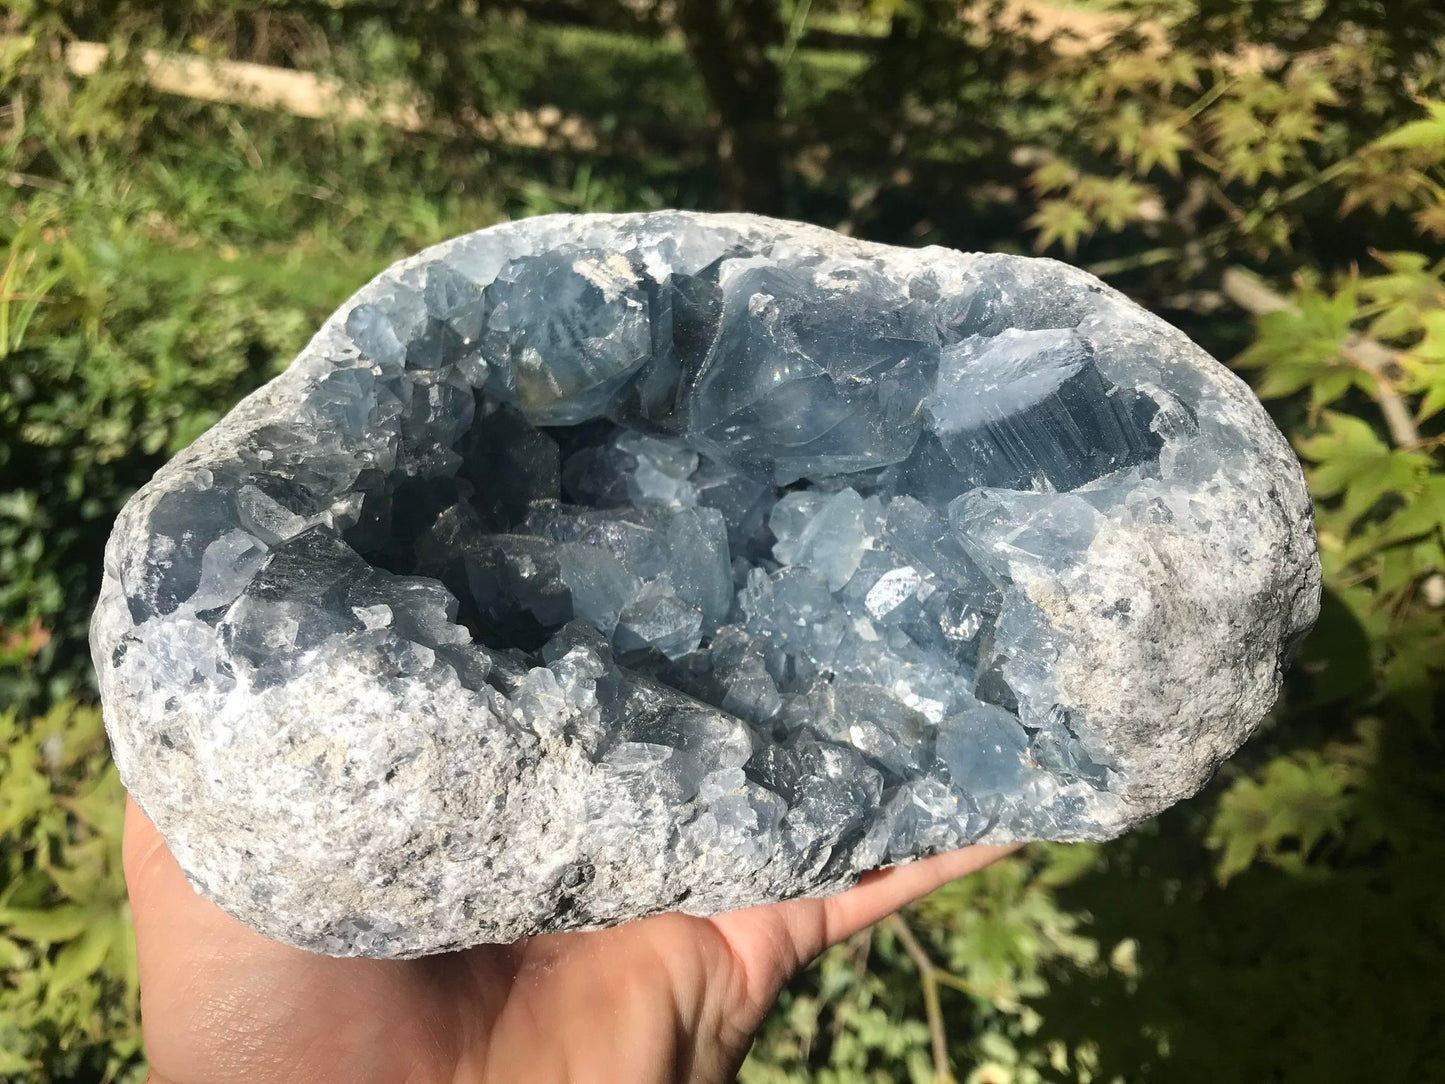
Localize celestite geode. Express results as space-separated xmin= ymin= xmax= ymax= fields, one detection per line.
xmin=91 ymin=212 xmax=1320 ymax=957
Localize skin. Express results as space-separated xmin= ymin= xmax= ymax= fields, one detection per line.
xmin=124 ymin=797 xmax=1014 ymax=1084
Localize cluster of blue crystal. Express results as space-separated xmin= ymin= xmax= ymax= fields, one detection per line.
xmin=101 ymin=212 xmax=1315 ymax=943
xmin=135 ymin=229 xmax=1157 ymax=857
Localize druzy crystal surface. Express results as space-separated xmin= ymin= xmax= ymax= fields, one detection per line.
xmin=92 ymin=212 xmax=1320 ymax=957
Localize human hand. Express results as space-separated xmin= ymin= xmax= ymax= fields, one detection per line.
xmin=124 ymin=797 xmax=1013 ymax=1084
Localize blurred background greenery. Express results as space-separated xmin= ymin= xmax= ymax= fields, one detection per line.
xmin=1 ymin=0 xmax=1442 ymax=1080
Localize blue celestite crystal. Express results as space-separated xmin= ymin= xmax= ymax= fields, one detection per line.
xmin=92 ymin=211 xmax=1320 ymax=957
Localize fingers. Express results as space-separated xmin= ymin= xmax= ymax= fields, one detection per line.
xmin=122 ymin=796 xmax=1018 ymax=1083
xmin=819 ymin=843 xmax=1020 ymax=947
xmin=707 ymin=842 xmax=1019 ymax=1019
xmin=125 ymin=796 xmax=286 ymax=1080
xmin=124 ymin=796 xmax=339 ymax=1080
xmin=123 ymin=797 xmax=466 ymax=1084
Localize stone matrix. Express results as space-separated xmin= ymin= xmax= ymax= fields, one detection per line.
xmin=92 ymin=212 xmax=1320 ymax=956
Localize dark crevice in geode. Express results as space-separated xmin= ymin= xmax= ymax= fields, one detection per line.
xmin=311 ymin=263 xmax=1171 ymax=810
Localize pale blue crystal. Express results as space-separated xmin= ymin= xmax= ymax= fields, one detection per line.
xmin=685 ymin=263 xmax=939 ymax=483
xmin=614 ymin=577 xmax=704 ymax=659
xmin=617 ymin=432 xmax=699 ymax=509
xmin=478 ymin=250 xmax=652 ymax=424
xmin=769 ymin=487 xmax=866 ymax=591
xmin=929 ymin=328 xmax=1161 ymax=492
xmin=554 ymin=541 xmax=642 ymax=634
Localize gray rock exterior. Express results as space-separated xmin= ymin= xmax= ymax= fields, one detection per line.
xmin=91 ymin=212 xmax=1320 ymax=957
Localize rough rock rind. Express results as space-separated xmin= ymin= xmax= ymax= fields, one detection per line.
xmin=92 ymin=212 xmax=1320 ymax=957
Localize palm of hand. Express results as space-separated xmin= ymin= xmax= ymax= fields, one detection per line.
xmin=125 ymin=799 xmax=1011 ymax=1084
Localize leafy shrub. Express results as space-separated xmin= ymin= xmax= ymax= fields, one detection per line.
xmin=0 ymin=700 xmax=139 ymax=1082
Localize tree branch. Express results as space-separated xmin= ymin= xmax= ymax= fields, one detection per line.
xmin=1220 ymin=267 xmax=1422 ymax=449
xmin=60 ymin=41 xmax=600 ymax=152
xmin=885 ymin=913 xmax=957 ymax=1084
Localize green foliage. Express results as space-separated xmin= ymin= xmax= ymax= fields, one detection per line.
xmin=0 ymin=1 xmax=1441 ymax=1081
xmin=1261 ymin=253 xmax=1445 ymax=719
xmin=743 ymin=848 xmax=1111 ymax=1084
xmin=0 ymin=700 xmax=140 ymax=1082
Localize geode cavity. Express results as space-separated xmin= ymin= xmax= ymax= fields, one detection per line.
xmin=92 ymin=212 xmax=1320 ymax=957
